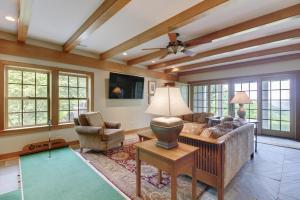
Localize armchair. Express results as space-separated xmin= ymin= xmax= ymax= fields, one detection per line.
xmin=74 ymin=112 xmax=124 ymax=152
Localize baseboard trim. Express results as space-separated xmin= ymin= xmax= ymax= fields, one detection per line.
xmin=0 ymin=127 xmax=149 ymax=160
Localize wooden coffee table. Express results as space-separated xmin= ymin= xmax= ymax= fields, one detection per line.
xmin=135 ymin=139 xmax=198 ymax=200
xmin=137 ymin=129 xmax=156 ymax=141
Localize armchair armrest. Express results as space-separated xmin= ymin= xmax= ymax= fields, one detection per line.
xmin=105 ymin=122 xmax=121 ymax=129
xmin=75 ymin=126 xmax=104 ymax=135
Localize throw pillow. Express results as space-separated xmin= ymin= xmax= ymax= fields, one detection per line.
xmin=181 ymin=123 xmax=208 ymax=135
xmin=200 ymin=122 xmax=233 ymax=139
xmin=85 ymin=112 xmax=105 ymax=127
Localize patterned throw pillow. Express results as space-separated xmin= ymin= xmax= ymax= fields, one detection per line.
xmin=181 ymin=123 xmax=208 ymax=135
xmin=85 ymin=112 xmax=105 ymax=127
xmin=200 ymin=122 xmax=233 ymax=139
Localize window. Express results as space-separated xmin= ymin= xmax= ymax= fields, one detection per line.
xmin=261 ymin=79 xmax=291 ymax=132
xmin=234 ymin=81 xmax=258 ymax=119
xmin=6 ymin=68 xmax=49 ymax=128
xmin=192 ymin=85 xmax=208 ymax=112
xmin=209 ymin=84 xmax=229 ymax=116
xmin=179 ymin=85 xmax=189 ymax=106
xmin=59 ymin=73 xmax=89 ymax=123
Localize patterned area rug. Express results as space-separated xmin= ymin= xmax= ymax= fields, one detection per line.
xmin=80 ymin=135 xmax=211 ymax=200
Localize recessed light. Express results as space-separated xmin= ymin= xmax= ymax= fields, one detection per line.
xmin=122 ymin=52 xmax=127 ymax=56
xmin=151 ymin=60 xmax=156 ymax=63
xmin=4 ymin=16 xmax=16 ymax=22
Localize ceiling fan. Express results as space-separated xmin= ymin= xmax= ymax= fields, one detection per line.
xmin=142 ymin=33 xmax=196 ymax=60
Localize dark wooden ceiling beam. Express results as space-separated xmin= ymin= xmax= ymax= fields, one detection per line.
xmin=127 ymin=4 xmax=300 ymax=65
xmin=17 ymin=0 xmax=33 ymax=42
xmin=179 ymin=53 xmax=300 ymax=76
xmin=63 ymin=0 xmax=130 ymax=52
xmin=100 ymin=0 xmax=228 ymax=60
xmin=165 ymin=43 xmax=300 ymax=73
xmin=149 ymin=28 xmax=300 ymax=70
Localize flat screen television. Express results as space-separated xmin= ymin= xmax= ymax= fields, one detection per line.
xmin=109 ymin=72 xmax=144 ymax=99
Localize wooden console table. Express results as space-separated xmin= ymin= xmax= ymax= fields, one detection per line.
xmin=135 ymin=139 xmax=198 ymax=200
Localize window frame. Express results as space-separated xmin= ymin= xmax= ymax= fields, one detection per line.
xmin=5 ymin=67 xmax=51 ymax=129
xmin=0 ymin=61 xmax=94 ymax=136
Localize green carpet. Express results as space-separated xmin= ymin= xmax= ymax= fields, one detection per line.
xmin=0 ymin=190 xmax=20 ymax=200
xmin=20 ymin=148 xmax=125 ymax=200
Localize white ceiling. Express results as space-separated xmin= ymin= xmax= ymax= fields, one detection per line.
xmin=0 ymin=0 xmax=299 ymax=72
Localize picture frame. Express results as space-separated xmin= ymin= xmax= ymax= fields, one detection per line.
xmin=148 ymin=81 xmax=156 ymax=95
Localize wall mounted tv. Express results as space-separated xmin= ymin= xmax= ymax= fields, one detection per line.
xmin=109 ymin=72 xmax=144 ymax=99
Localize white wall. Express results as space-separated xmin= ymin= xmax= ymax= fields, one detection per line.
xmin=179 ymin=58 xmax=300 ymax=82
xmin=0 ymin=54 xmax=173 ymax=155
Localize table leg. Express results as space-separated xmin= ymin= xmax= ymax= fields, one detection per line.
xmin=158 ymin=169 xmax=162 ymax=184
xmin=171 ymin=171 xmax=177 ymax=200
xmin=136 ymin=150 xmax=141 ymax=197
xmin=192 ymin=153 xmax=197 ymax=200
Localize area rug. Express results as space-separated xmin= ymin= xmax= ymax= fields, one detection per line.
xmin=258 ymin=135 xmax=300 ymax=150
xmin=81 ymin=135 xmax=211 ymax=200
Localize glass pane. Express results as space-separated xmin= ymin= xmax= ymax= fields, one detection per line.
xmin=78 ymin=88 xmax=86 ymax=98
xmin=281 ymin=121 xmax=290 ymax=132
xmin=216 ymin=85 xmax=221 ymax=92
xmin=271 ymin=90 xmax=280 ymax=100
xmin=281 ymin=100 xmax=290 ymax=110
xmin=36 ymin=112 xmax=48 ymax=125
xmin=23 ymin=85 xmax=35 ymax=97
xmin=262 ymin=100 xmax=270 ymax=109
xmin=78 ymin=77 xmax=86 ymax=87
xmin=36 ymin=86 xmax=48 ymax=97
xmin=249 ymin=110 xmax=257 ymax=119
xmin=262 ymin=110 xmax=270 ymax=119
xmin=8 ymin=70 xmax=22 ymax=83
xmin=59 ymin=75 xmax=68 ymax=86
xmin=69 ymin=87 xmax=78 ymax=98
xmin=23 ymin=71 xmax=35 ymax=84
xmin=23 ymin=112 xmax=35 ymax=126
xmin=79 ymin=100 xmax=87 ymax=109
xmin=271 ymin=110 xmax=280 ymax=121
xmin=235 ymin=83 xmax=241 ymax=91
xmin=271 ymin=81 xmax=280 ymax=90
xmin=36 ymin=73 xmax=48 ymax=85
xmin=271 ymin=120 xmax=280 ymax=131
xmin=69 ymin=76 xmax=78 ymax=87
xmin=210 ymin=85 xmax=216 ymax=92
xmin=8 ymin=84 xmax=22 ymax=97
xmin=262 ymin=90 xmax=270 ymax=100
xmin=242 ymin=83 xmax=249 ymax=91
xmin=281 ymin=80 xmax=290 ymax=90
xmin=59 ymin=111 xmax=69 ymax=123
xmin=250 ymin=101 xmax=257 ymax=109
xmin=8 ymin=113 xmax=22 ymax=127
xmin=37 ymin=100 xmax=48 ymax=112
xmin=281 ymin=90 xmax=290 ymax=100
xmin=222 ymin=84 xmax=228 ymax=92
xmin=271 ymin=100 xmax=280 ymax=110
xmin=250 ymin=91 xmax=257 ymax=100
xmin=8 ymin=99 xmax=22 ymax=113
xmin=281 ymin=111 xmax=290 ymax=122
xmin=250 ymin=82 xmax=257 ymax=90
xmin=70 ymin=100 xmax=78 ymax=111
xmin=23 ymin=100 xmax=35 ymax=112
xmin=70 ymin=110 xmax=78 ymax=120
xmin=59 ymin=87 xmax=68 ymax=98
xmin=79 ymin=109 xmax=87 ymax=115
xmin=262 ymin=120 xmax=270 ymax=129
xmin=59 ymin=100 xmax=69 ymax=110
xmin=262 ymin=81 xmax=270 ymax=90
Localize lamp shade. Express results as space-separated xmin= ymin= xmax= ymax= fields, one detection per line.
xmin=145 ymin=87 xmax=192 ymax=117
xmin=230 ymin=91 xmax=252 ymax=104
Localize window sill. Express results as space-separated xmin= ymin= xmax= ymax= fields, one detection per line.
xmin=0 ymin=123 xmax=75 ymax=137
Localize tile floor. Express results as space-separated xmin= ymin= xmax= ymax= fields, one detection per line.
xmin=0 ymin=139 xmax=299 ymax=200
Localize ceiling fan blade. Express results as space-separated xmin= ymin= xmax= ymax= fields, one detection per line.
xmin=168 ymin=33 xmax=177 ymax=42
xmin=142 ymin=48 xmax=166 ymax=51
xmin=159 ymin=52 xmax=170 ymax=60
xmin=182 ymin=49 xmax=196 ymax=57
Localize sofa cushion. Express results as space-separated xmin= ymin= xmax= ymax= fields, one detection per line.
xmin=102 ymin=129 xmax=124 ymax=141
xmin=181 ymin=122 xmax=208 ymax=135
xmin=201 ymin=122 xmax=233 ymax=139
xmin=193 ymin=112 xmax=213 ymax=123
xmin=85 ymin=112 xmax=105 ymax=127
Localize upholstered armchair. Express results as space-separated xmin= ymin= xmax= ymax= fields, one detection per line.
xmin=74 ymin=112 xmax=124 ymax=152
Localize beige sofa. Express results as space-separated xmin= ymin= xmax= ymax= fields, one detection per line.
xmin=74 ymin=112 xmax=125 ymax=152
xmin=179 ymin=123 xmax=254 ymax=200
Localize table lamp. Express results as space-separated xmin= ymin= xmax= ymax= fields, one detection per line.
xmin=145 ymin=86 xmax=192 ymax=149
xmin=230 ymin=91 xmax=252 ymax=119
